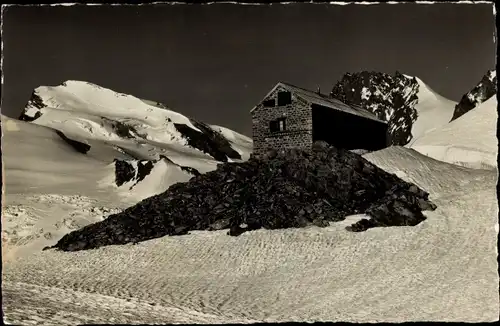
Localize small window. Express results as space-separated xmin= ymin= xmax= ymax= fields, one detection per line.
xmin=279 ymin=119 xmax=285 ymax=131
xmin=277 ymin=91 xmax=292 ymax=106
xmin=270 ymin=117 xmax=286 ymax=133
xmin=263 ymin=99 xmax=275 ymax=107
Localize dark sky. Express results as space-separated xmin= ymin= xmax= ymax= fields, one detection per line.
xmin=2 ymin=3 xmax=496 ymax=137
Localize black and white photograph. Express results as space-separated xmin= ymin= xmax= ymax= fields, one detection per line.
xmin=1 ymin=2 xmax=498 ymax=324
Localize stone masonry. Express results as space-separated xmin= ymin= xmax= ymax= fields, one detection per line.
xmin=251 ymin=85 xmax=313 ymax=157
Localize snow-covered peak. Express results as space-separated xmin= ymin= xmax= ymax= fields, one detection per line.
xmin=330 ymin=71 xmax=456 ymax=146
xmin=21 ymin=80 xmax=200 ymax=132
xmin=19 ymin=80 xmax=252 ymax=163
xmin=450 ymin=69 xmax=497 ymax=122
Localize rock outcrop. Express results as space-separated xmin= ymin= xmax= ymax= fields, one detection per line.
xmin=48 ymin=141 xmax=436 ymax=252
xmin=55 ymin=130 xmax=91 ymax=154
xmin=173 ymin=120 xmax=242 ymax=162
xmin=450 ymin=69 xmax=497 ymax=121
xmin=113 ymin=155 xmax=200 ymax=189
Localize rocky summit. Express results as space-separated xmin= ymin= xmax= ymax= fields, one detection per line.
xmin=48 ymin=141 xmax=437 ymax=252
xmin=450 ymin=69 xmax=497 ymax=122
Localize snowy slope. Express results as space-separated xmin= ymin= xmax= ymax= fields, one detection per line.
xmin=410 ymin=96 xmax=498 ymax=169
xmin=3 ymin=145 xmax=498 ymax=323
xmin=363 ymin=146 xmax=494 ymax=196
xmin=1 ymin=114 xmax=217 ymax=259
xmin=19 ymin=80 xmax=252 ymax=164
xmin=1 ymin=116 xmax=122 ymax=197
xmin=407 ymin=76 xmax=458 ymax=145
xmin=2 ymin=115 xmax=204 ymax=203
xmin=330 ymin=71 xmax=456 ymax=146
xmin=1 ymin=116 xmax=127 ymax=260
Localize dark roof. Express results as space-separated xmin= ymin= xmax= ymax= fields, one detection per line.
xmin=279 ymin=82 xmax=384 ymax=123
xmin=251 ymin=82 xmax=385 ymax=123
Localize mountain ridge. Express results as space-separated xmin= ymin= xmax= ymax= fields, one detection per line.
xmin=18 ymin=80 xmax=252 ymax=164
xmin=450 ymin=69 xmax=497 ymax=121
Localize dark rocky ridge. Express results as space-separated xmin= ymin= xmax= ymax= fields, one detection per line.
xmin=48 ymin=141 xmax=436 ymax=252
xmin=330 ymin=71 xmax=419 ymax=146
xmin=174 ymin=120 xmax=242 ymax=162
xmin=113 ymin=155 xmax=200 ymax=190
xmin=114 ymin=159 xmax=136 ymax=187
xmin=450 ymin=69 xmax=497 ymax=121
xmin=179 ymin=164 xmax=202 ymax=177
xmin=113 ymin=159 xmax=155 ymax=189
xmin=19 ymin=91 xmax=44 ymax=122
xmin=55 ymin=131 xmax=91 ymax=154
xmin=135 ymin=161 xmax=155 ymax=185
xmin=102 ymin=117 xmax=139 ymax=139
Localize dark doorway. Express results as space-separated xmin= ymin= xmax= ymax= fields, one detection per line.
xmin=312 ymin=104 xmax=388 ymax=151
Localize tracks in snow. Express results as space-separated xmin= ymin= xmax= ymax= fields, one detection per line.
xmin=2 ymin=281 xmax=233 ymax=325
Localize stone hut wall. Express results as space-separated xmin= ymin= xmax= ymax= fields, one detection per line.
xmin=251 ymin=86 xmax=313 ymax=157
